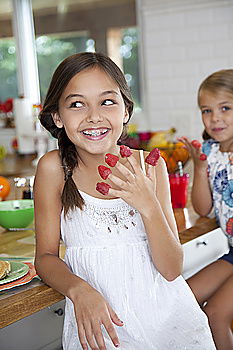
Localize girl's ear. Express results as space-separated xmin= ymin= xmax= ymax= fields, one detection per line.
xmin=52 ymin=113 xmax=63 ymax=128
xmin=123 ymin=109 xmax=130 ymax=124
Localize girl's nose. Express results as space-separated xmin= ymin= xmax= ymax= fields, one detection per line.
xmin=86 ymin=108 xmax=103 ymax=123
xmin=211 ymin=111 xmax=220 ymax=122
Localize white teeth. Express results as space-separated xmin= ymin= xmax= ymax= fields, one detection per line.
xmin=83 ymin=129 xmax=108 ymax=137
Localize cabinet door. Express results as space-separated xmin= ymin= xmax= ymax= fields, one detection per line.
xmin=0 ymin=300 xmax=65 ymax=350
xmin=182 ymin=227 xmax=229 ymax=280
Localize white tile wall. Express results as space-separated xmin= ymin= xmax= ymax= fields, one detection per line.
xmin=135 ymin=0 xmax=233 ymax=139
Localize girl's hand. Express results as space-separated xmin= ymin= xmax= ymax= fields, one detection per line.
xmin=177 ymin=136 xmax=208 ymax=170
xmin=73 ymin=284 xmax=123 ymax=350
xmin=108 ymin=154 xmax=157 ymax=215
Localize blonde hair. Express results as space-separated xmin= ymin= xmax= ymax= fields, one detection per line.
xmin=198 ymin=69 xmax=233 ymax=140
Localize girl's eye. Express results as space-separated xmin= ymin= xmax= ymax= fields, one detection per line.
xmin=102 ymin=99 xmax=115 ymax=106
xmin=222 ymin=106 xmax=230 ymax=112
xmin=70 ymin=101 xmax=83 ymax=108
xmin=201 ymin=109 xmax=211 ymax=114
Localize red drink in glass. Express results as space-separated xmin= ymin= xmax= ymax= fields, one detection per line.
xmin=169 ymin=173 xmax=189 ymax=208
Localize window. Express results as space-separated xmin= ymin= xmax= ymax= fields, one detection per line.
xmin=0 ymin=28 xmax=140 ymax=108
xmin=107 ymin=27 xmax=141 ymax=110
xmin=36 ymin=33 xmax=92 ymax=100
xmin=0 ymin=33 xmax=92 ymax=102
xmin=0 ymin=38 xmax=18 ymax=101
xmin=121 ymin=27 xmax=140 ymax=110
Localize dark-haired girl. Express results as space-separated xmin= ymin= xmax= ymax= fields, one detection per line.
xmin=34 ymin=52 xmax=216 ymax=350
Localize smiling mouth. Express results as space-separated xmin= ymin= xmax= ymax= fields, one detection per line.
xmin=212 ymin=127 xmax=225 ymax=132
xmin=81 ymin=128 xmax=109 ymax=137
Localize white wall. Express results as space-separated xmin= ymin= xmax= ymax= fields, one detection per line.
xmin=136 ymin=0 xmax=233 ymax=139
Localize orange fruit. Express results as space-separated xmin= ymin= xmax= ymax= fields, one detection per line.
xmin=160 ymin=150 xmax=169 ymax=163
xmin=167 ymin=156 xmax=177 ymax=173
xmin=0 ymin=176 xmax=11 ymax=199
xmin=172 ymin=147 xmax=189 ymax=163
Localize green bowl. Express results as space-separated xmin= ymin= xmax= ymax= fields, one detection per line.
xmin=0 ymin=200 xmax=34 ymax=229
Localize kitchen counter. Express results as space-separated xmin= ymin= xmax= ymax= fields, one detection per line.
xmin=0 ymin=154 xmax=218 ymax=328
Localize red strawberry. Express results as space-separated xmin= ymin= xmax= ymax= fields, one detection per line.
xmin=96 ymin=182 xmax=111 ymax=195
xmin=199 ymin=153 xmax=207 ymax=161
xmin=105 ymin=153 xmax=119 ymax=167
xmin=145 ymin=148 xmax=160 ymax=166
xmin=191 ymin=140 xmax=202 ymax=149
xmin=120 ymin=145 xmax=132 ymax=158
xmin=98 ymin=165 xmax=112 ymax=180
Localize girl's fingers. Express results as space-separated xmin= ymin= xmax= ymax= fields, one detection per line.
xmin=108 ymin=173 xmax=129 ymax=190
xmin=178 ymin=136 xmax=202 ymax=159
xmin=101 ymin=318 xmax=120 ymax=348
xmin=93 ymin=323 xmax=107 ymax=350
xmin=77 ymin=323 xmax=89 ymax=350
xmin=146 ymin=163 xmax=156 ymax=180
xmin=108 ymin=306 xmax=124 ymax=327
xmin=114 ymin=161 xmax=136 ymax=181
xmin=108 ymin=187 xmax=124 ymax=198
xmin=85 ymin=325 xmax=100 ymax=350
xmin=125 ymin=154 xmax=143 ymax=177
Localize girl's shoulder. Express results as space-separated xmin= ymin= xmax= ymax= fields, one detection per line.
xmin=36 ymin=150 xmax=63 ymax=180
xmin=202 ymin=139 xmax=219 ymax=157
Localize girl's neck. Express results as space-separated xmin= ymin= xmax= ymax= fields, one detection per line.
xmin=219 ymin=140 xmax=233 ymax=153
xmin=76 ymin=145 xmax=121 ymax=170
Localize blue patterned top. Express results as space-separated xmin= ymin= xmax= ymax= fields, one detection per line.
xmin=202 ymin=139 xmax=233 ymax=246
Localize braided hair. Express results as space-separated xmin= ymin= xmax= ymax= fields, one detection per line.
xmin=197 ymin=69 xmax=233 ymax=140
xmin=39 ymin=52 xmax=134 ymax=216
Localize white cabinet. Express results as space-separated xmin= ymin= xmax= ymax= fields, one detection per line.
xmin=0 ymin=300 xmax=65 ymax=350
xmin=182 ymin=227 xmax=229 ymax=280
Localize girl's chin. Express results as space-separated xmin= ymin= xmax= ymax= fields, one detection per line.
xmin=78 ymin=143 xmax=119 ymax=155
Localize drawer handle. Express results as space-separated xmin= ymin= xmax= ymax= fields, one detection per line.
xmin=196 ymin=240 xmax=208 ymax=246
xmin=54 ymin=308 xmax=64 ymax=316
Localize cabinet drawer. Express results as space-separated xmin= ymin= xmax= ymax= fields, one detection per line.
xmin=0 ymin=300 xmax=65 ymax=350
xmin=182 ymin=227 xmax=229 ymax=280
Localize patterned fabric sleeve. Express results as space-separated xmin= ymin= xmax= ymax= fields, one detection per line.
xmin=202 ymin=139 xmax=217 ymax=156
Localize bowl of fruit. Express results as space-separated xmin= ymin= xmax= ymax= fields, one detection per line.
xmin=158 ymin=142 xmax=190 ymax=173
xmin=146 ymin=129 xmax=190 ymax=173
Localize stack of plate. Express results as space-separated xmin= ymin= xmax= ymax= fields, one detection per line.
xmin=0 ymin=260 xmax=38 ymax=291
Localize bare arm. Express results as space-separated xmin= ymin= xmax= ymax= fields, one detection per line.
xmin=34 ymin=151 xmax=84 ymax=296
xmin=34 ymin=151 xmax=122 ymax=350
xmin=192 ymin=165 xmax=212 ymax=216
xmin=141 ymin=157 xmax=183 ymax=281
xmin=178 ymin=137 xmax=213 ymax=216
xmin=108 ymin=155 xmax=183 ymax=281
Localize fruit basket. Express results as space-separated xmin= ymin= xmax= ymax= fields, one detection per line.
xmin=158 ymin=142 xmax=190 ymax=173
xmin=146 ymin=129 xmax=190 ymax=173
xmin=122 ymin=125 xmax=190 ymax=173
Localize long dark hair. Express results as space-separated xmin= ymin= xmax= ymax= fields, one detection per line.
xmin=39 ymin=52 xmax=134 ymax=215
xmin=198 ymin=69 xmax=233 ymax=140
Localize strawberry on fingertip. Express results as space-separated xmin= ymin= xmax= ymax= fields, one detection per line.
xmin=145 ymin=148 xmax=160 ymax=166
xmin=96 ymin=182 xmax=111 ymax=195
xmin=191 ymin=140 xmax=202 ymax=149
xmin=105 ymin=153 xmax=119 ymax=167
xmin=98 ymin=165 xmax=112 ymax=180
xmin=120 ymin=145 xmax=132 ymax=158
xmin=199 ymin=153 xmax=207 ymax=161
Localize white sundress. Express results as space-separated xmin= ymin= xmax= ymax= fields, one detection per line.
xmin=60 ymin=188 xmax=216 ymax=349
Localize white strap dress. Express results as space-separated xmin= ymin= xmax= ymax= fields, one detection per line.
xmin=61 ymin=150 xmax=216 ymax=349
